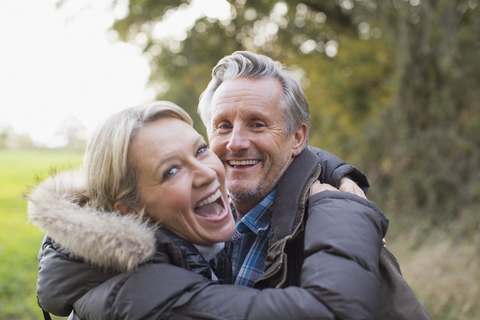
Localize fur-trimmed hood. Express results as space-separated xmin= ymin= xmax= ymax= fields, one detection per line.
xmin=27 ymin=171 xmax=156 ymax=272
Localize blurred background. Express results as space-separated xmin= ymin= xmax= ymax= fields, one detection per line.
xmin=0 ymin=0 xmax=479 ymax=319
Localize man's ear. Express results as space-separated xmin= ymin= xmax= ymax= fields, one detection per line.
xmin=291 ymin=123 xmax=308 ymax=157
xmin=114 ymin=201 xmax=132 ymax=215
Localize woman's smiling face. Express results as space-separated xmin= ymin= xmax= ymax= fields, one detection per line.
xmin=129 ymin=117 xmax=235 ymax=245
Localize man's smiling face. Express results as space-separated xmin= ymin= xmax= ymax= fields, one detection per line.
xmin=208 ymin=77 xmax=301 ymax=216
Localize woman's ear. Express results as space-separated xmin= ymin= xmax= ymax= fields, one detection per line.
xmin=114 ymin=201 xmax=131 ymax=215
xmin=291 ymin=123 xmax=308 ymax=157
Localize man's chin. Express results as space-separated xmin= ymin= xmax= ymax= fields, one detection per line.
xmin=227 ymin=185 xmax=260 ymax=204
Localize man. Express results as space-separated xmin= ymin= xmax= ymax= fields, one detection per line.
xmin=198 ymin=51 xmax=433 ymax=319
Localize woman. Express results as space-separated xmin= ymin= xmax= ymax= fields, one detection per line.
xmin=28 ymin=101 xmax=388 ymax=319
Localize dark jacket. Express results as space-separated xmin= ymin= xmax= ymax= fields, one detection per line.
xmin=255 ymin=146 xmax=433 ymax=320
xmin=28 ymin=149 xmax=388 ymax=320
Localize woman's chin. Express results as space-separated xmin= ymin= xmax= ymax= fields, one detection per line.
xmin=199 ymin=216 xmax=236 ymax=245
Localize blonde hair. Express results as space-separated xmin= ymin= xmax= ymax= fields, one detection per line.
xmin=83 ymin=101 xmax=193 ymax=213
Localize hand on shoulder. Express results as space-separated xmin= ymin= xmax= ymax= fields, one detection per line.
xmin=339 ymin=177 xmax=367 ymax=199
xmin=309 ymin=181 xmax=339 ymax=197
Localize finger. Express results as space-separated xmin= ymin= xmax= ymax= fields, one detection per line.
xmin=339 ymin=177 xmax=354 ymax=193
xmin=352 ymin=185 xmax=367 ymax=199
xmin=339 ymin=177 xmax=367 ymax=199
xmin=339 ymin=183 xmax=355 ymax=194
xmin=310 ymin=182 xmax=339 ymax=197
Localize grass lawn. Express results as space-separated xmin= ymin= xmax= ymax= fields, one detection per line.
xmin=0 ymin=148 xmax=82 ymax=320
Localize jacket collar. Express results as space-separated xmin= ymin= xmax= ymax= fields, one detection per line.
xmin=270 ymin=148 xmax=322 ymax=243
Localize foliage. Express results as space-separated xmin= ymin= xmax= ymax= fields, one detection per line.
xmin=361 ymin=0 xmax=480 ymax=227
xmin=0 ymin=148 xmax=81 ymax=320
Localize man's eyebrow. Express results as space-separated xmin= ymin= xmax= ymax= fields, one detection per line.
xmin=212 ymin=108 xmax=270 ymax=121
xmin=212 ymin=111 xmax=231 ymax=120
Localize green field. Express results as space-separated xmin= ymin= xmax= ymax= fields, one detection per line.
xmin=0 ymin=148 xmax=82 ymax=320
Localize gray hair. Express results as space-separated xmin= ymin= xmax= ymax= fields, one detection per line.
xmin=83 ymin=101 xmax=193 ymax=213
xmin=198 ymin=51 xmax=310 ymax=137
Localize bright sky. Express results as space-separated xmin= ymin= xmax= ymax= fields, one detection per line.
xmin=0 ymin=0 xmax=230 ymax=147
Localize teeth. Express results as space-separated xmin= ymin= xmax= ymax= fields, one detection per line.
xmin=228 ymin=160 xmax=259 ymax=166
xmin=195 ymin=189 xmax=222 ymax=208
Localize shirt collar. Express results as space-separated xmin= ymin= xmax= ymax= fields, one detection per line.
xmin=235 ymin=189 xmax=276 ymax=234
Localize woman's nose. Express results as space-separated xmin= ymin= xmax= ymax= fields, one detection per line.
xmin=193 ymin=161 xmax=217 ymax=188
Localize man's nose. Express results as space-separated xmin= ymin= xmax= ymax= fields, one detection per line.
xmin=226 ymin=126 xmax=250 ymax=152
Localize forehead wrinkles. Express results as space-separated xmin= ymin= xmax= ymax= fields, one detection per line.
xmin=212 ymin=85 xmax=281 ymax=121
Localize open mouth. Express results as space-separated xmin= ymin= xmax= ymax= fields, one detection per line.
xmin=228 ymin=160 xmax=259 ymax=168
xmin=194 ymin=189 xmax=226 ymax=219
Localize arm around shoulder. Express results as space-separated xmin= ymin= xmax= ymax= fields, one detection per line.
xmin=74 ymin=262 xmax=337 ymax=320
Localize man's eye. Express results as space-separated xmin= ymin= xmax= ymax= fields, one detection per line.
xmin=252 ymin=123 xmax=265 ymax=128
xmin=218 ymin=123 xmax=232 ymax=130
xmin=163 ymin=167 xmax=179 ymax=180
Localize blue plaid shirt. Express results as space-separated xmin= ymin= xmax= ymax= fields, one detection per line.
xmin=227 ymin=189 xmax=275 ymax=287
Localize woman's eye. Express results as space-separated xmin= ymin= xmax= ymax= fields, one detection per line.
xmin=197 ymin=144 xmax=208 ymax=155
xmin=163 ymin=166 xmax=179 ymax=180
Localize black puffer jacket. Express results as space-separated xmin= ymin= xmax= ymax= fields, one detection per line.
xmin=28 ymin=148 xmax=388 ymax=320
